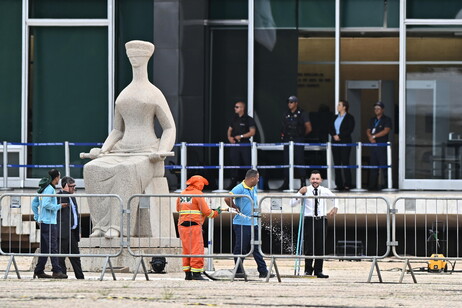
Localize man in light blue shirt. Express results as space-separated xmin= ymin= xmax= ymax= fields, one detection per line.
xmin=31 ymin=169 xmax=67 ymax=279
xmin=225 ymin=169 xmax=271 ymax=278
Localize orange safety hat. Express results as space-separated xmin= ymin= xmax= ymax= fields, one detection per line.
xmin=186 ymin=175 xmax=209 ymax=191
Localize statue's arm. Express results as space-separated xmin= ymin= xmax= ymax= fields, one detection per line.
xmin=156 ymin=100 xmax=176 ymax=153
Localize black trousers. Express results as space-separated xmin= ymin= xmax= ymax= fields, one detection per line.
xmin=303 ymin=216 xmax=327 ymax=274
xmin=332 ymin=143 xmax=352 ymax=188
xmin=58 ymin=229 xmax=84 ymax=279
xmin=35 ymin=223 xmax=62 ymax=274
xmin=229 ymin=143 xmax=251 ymax=180
xmin=369 ymin=146 xmax=387 ymax=189
xmin=283 ymin=142 xmax=306 ymax=180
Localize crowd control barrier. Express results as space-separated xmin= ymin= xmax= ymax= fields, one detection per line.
xmin=257 ymin=195 xmax=391 ymax=282
xmin=1 ymin=141 xmax=394 ymax=192
xmin=391 ymin=197 xmax=462 ymax=283
xmin=0 ymin=193 xmax=124 ymax=280
xmin=126 ymin=193 xmax=259 ymax=281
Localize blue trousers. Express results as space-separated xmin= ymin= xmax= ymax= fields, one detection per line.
xmin=369 ymin=146 xmax=387 ymax=189
xmin=35 ymin=223 xmax=62 ymax=274
xmin=233 ymin=224 xmax=267 ymax=275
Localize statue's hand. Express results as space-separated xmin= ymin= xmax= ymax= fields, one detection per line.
xmin=149 ymin=151 xmax=174 ymax=162
xmin=89 ymin=148 xmax=102 ymax=159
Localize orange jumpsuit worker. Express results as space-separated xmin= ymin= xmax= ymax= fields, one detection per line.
xmin=177 ymin=175 xmax=221 ymax=280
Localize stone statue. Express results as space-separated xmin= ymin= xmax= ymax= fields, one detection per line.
xmin=82 ymin=40 xmax=176 ymax=239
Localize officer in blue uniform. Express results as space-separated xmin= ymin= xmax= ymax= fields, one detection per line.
xmin=280 ymin=96 xmax=312 ymax=189
xmin=227 ymin=101 xmax=256 ymax=189
xmin=366 ymin=101 xmax=392 ymax=190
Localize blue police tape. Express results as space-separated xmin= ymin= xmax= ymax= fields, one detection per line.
xmin=362 ymin=165 xmax=390 ymax=169
xmin=330 ymin=143 xmax=357 ymax=147
xmin=8 ymin=142 xmax=64 ymax=146
xmin=362 ymin=143 xmax=389 ymax=147
xmin=186 ymin=143 xmax=220 ymax=147
xmin=331 ymin=165 xmax=358 ymax=169
xmin=293 ymin=142 xmax=327 ymax=147
xmin=186 ymin=166 xmax=220 ymax=169
xmin=68 ymin=142 xmax=103 ymax=146
xmin=165 ymin=165 xmax=182 ymax=169
xmin=255 ymin=165 xmax=289 ymax=169
xmin=225 ymin=143 xmax=252 ymax=147
xmin=9 ymin=164 xmax=65 ymax=168
xmin=224 ymin=165 xmax=252 ymax=169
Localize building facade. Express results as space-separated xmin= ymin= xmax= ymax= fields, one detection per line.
xmin=0 ymin=0 xmax=461 ymax=190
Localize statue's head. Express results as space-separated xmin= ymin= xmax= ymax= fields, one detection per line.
xmin=125 ymin=40 xmax=155 ymax=67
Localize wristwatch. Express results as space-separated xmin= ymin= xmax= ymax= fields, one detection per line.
xmin=240 ymin=135 xmax=244 ymax=138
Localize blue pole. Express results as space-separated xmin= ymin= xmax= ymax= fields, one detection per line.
xmin=294 ymin=198 xmax=305 ymax=275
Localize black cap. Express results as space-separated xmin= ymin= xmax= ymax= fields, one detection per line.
xmin=287 ymin=96 xmax=298 ymax=103
xmin=374 ymin=101 xmax=384 ymax=109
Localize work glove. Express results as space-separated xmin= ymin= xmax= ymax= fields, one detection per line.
xmin=216 ymin=206 xmax=222 ymax=214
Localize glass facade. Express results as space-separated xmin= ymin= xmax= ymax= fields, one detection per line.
xmin=405 ymin=33 xmax=462 ymax=181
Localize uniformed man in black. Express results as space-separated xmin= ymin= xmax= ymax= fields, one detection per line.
xmin=227 ymin=101 xmax=256 ymax=189
xmin=280 ymin=96 xmax=312 ymax=190
xmin=366 ymin=101 xmax=392 ymax=190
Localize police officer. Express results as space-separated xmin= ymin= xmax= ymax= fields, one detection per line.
xmin=280 ymin=96 xmax=312 ymax=189
xmin=366 ymin=101 xmax=392 ymax=190
xmin=227 ymin=101 xmax=256 ymax=190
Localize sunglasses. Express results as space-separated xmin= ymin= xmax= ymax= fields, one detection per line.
xmin=68 ymin=184 xmax=76 ymax=188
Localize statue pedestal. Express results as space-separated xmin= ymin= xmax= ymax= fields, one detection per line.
xmin=66 ymin=238 xmax=182 ymax=275
xmin=77 ymin=237 xmax=182 ymax=273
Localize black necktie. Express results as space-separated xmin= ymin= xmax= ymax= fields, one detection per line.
xmin=313 ymin=188 xmax=319 ymax=216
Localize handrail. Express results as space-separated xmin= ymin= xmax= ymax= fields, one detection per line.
xmin=0 ymin=141 xmax=393 ymax=190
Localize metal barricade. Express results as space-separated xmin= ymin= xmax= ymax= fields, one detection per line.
xmin=0 ymin=193 xmax=124 ymax=280
xmin=258 ymin=195 xmax=391 ymax=282
xmin=126 ymin=193 xmax=256 ymax=281
xmin=391 ymin=197 xmax=462 ymax=283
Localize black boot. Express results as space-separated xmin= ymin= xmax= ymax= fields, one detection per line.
xmin=192 ymin=272 xmax=207 ymax=280
xmin=185 ymin=271 xmax=192 ymax=280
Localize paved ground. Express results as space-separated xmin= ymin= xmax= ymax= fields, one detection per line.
xmin=1 ymin=257 xmax=462 ymax=307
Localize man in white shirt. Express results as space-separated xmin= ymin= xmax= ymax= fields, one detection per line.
xmin=291 ymin=170 xmax=338 ymax=278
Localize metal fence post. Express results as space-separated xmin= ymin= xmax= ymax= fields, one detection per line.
xmin=64 ymin=141 xmax=70 ymax=177
xmin=286 ymin=141 xmax=295 ymax=192
xmin=351 ymin=142 xmax=366 ymax=192
xmin=175 ymin=142 xmax=187 ymax=192
xmin=326 ymin=142 xmax=333 ymax=189
xmin=251 ymin=142 xmax=257 ymax=169
xmin=206 ymin=217 xmax=214 ymax=271
xmin=213 ymin=142 xmax=227 ymax=192
xmin=0 ymin=141 xmax=11 ymax=191
xmin=382 ymin=142 xmax=397 ymax=192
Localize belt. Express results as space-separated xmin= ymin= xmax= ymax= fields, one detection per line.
xmin=180 ymin=221 xmax=199 ymax=227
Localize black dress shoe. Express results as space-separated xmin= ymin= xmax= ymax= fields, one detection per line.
xmin=304 ymin=269 xmax=313 ymax=275
xmin=192 ymin=272 xmax=207 ymax=280
xmin=34 ymin=272 xmax=52 ymax=279
xmin=259 ymin=272 xmax=275 ymax=278
xmin=315 ymin=272 xmax=329 ymax=278
xmin=52 ymin=272 xmax=68 ymax=279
